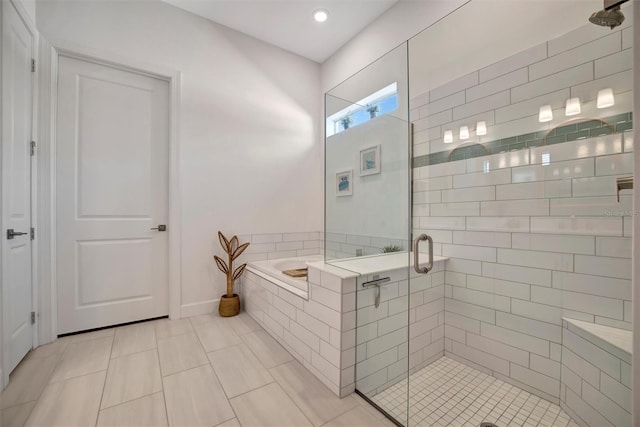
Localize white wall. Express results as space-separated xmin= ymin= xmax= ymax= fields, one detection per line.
xmin=325 ymin=115 xmax=409 ymax=240
xmin=325 ymin=44 xmax=409 ymax=246
xmin=408 ymin=0 xmax=603 ymax=98
xmin=326 ymin=43 xmax=408 ymax=121
xmin=321 ymin=0 xmax=467 ymax=93
xmin=35 ymin=0 xmax=323 ymax=316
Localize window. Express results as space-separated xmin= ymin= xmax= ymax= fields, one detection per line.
xmin=326 ymin=83 xmax=398 ymax=137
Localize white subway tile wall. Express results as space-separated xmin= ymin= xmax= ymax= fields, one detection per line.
xmin=409 ymin=132 xmax=632 ymax=405
xmin=239 ymin=232 xmax=323 ymax=262
xmin=242 ymin=267 xmax=357 ymax=398
xmin=560 ymin=321 xmax=631 ymax=426
xmin=412 ymin=21 xmax=632 ymax=159
xmin=403 ymin=18 xmax=633 ymax=411
xmin=356 ymin=263 xmax=446 ymax=398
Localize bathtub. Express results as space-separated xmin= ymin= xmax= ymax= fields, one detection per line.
xmin=246 ymin=254 xmax=324 ymax=299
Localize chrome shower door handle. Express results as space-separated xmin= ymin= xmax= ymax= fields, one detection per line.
xmin=413 ymin=234 xmax=433 ymax=274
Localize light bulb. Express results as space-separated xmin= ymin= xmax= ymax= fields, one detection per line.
xmin=443 ymin=130 xmax=453 ymax=143
xmin=565 ymin=97 xmax=581 ymax=116
xmin=476 ymin=121 xmax=487 ymax=136
xmin=539 ymin=105 xmax=553 ymax=123
xmin=460 ymin=126 xmax=469 ymax=140
xmin=313 ymin=9 xmax=328 ymax=22
xmin=597 ymin=88 xmax=614 ymax=109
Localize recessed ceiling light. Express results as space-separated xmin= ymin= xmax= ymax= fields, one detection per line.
xmin=313 ymin=9 xmax=328 ymax=23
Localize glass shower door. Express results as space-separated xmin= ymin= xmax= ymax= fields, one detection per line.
xmin=404 ymin=2 xmax=634 ymax=426
xmin=325 ymin=43 xmax=412 ymax=426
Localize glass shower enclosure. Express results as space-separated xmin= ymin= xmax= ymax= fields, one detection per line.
xmin=325 ymin=43 xmax=420 ymax=426
xmin=325 ymin=1 xmax=634 ymax=426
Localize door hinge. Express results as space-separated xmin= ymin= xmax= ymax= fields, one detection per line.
xmin=30 ymin=140 xmax=36 ymax=156
xmin=31 ymin=227 xmax=35 ymax=240
xmin=31 ymin=59 xmax=36 ymax=73
xmin=31 ymin=312 xmax=36 ymax=324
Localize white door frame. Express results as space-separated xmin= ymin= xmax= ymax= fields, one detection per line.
xmin=37 ymin=40 xmax=182 ymax=345
xmin=0 ymin=0 xmax=38 ymax=389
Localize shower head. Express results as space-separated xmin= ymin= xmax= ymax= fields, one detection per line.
xmin=589 ymin=5 xmax=625 ymax=29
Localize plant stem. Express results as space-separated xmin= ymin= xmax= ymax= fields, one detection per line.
xmin=227 ymin=247 xmax=234 ymax=297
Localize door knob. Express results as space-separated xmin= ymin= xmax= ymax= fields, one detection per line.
xmin=6 ymin=229 xmax=28 ymax=240
xmin=150 ymin=225 xmax=166 ymax=231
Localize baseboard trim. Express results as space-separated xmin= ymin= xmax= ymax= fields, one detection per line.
xmin=181 ymin=299 xmax=219 ymax=318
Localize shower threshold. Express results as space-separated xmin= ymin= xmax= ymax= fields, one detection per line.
xmin=366 ymin=357 xmax=579 ymax=427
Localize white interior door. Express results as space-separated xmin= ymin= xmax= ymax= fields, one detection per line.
xmin=56 ymin=55 xmax=169 ymax=335
xmin=1 ymin=1 xmax=35 ymax=376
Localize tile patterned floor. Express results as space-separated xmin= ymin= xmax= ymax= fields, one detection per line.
xmin=0 ymin=313 xmax=394 ymax=427
xmin=371 ymin=357 xmax=580 ymax=427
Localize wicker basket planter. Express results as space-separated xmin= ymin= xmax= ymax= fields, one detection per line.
xmin=213 ymin=231 xmax=249 ymax=318
xmin=218 ymin=293 xmax=240 ymax=317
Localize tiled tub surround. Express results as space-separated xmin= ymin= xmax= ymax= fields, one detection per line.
xmin=243 ymin=262 xmax=358 ymax=397
xmin=411 ymin=131 xmax=633 ymax=404
xmin=560 ymin=318 xmax=631 ymax=427
xmin=410 ymin=16 xmax=633 ymax=162
xmin=242 ymin=252 xmax=443 ymax=401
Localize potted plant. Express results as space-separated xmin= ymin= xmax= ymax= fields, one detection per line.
xmin=366 ymin=104 xmax=379 ymax=119
xmin=340 ymin=116 xmax=353 ymax=130
xmin=213 ymin=231 xmax=250 ymax=317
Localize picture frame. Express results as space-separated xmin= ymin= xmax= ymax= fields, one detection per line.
xmin=336 ymin=170 xmax=353 ymax=196
xmin=360 ymin=145 xmax=381 ymax=176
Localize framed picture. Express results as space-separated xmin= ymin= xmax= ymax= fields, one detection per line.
xmin=360 ymin=145 xmax=381 ymax=176
xmin=336 ymin=170 xmax=353 ymax=196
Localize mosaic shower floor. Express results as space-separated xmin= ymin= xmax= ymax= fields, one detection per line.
xmin=370 ymin=357 xmax=579 ymax=427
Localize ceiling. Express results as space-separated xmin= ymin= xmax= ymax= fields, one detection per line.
xmin=161 ymin=0 xmax=399 ymax=63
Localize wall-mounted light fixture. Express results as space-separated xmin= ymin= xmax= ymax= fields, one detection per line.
xmin=476 ymin=121 xmax=487 ymax=136
xmin=565 ymin=97 xmax=581 ymax=116
xmin=597 ymin=88 xmax=615 ymax=108
xmin=444 ymin=130 xmax=453 ymax=143
xmin=459 ymin=126 xmax=470 ymax=140
xmin=539 ymin=105 xmax=553 ymax=123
